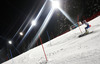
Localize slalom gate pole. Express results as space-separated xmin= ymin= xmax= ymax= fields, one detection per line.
xmin=39 ymin=36 xmax=48 ymax=61
xmin=77 ymin=16 xmax=82 ymax=33
xmin=46 ymin=31 xmax=52 ymax=46
xmin=7 ymin=54 xmax=10 ymax=60
xmin=10 ymin=49 xmax=14 ymax=64
xmin=10 ymin=50 xmax=13 ymax=59
xmin=51 ymin=32 xmax=54 ymax=38
xmin=36 ymin=40 xmax=38 ymax=46
xmin=46 ymin=31 xmax=50 ymax=41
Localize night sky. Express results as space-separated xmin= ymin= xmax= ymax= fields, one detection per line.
xmin=0 ymin=0 xmax=45 ymax=62
xmin=0 ymin=0 xmax=57 ymax=62
xmin=0 ymin=0 xmax=100 ymax=63
xmin=0 ymin=0 xmax=44 ymax=48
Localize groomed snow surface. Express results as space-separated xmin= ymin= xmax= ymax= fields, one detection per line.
xmin=2 ymin=16 xmax=100 ymax=64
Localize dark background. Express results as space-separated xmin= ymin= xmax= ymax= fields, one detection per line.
xmin=0 ymin=0 xmax=100 ymax=63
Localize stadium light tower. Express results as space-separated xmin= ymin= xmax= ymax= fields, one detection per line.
xmin=51 ymin=0 xmax=60 ymax=9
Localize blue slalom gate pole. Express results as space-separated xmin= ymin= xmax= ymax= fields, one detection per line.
xmin=46 ymin=31 xmax=52 ymax=46
xmin=10 ymin=50 xmax=13 ymax=59
xmin=46 ymin=31 xmax=50 ymax=41
xmin=10 ymin=49 xmax=14 ymax=64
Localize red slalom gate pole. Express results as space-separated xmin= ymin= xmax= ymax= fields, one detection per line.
xmin=39 ymin=36 xmax=48 ymax=61
xmin=77 ymin=16 xmax=82 ymax=33
xmin=36 ymin=40 xmax=38 ymax=46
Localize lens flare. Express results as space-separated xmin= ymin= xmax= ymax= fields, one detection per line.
xmin=27 ymin=8 xmax=55 ymax=50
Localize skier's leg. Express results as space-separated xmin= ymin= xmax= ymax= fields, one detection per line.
xmin=85 ymin=25 xmax=90 ymax=33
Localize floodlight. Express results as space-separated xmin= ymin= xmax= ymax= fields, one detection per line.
xmin=51 ymin=0 xmax=60 ymax=9
xmin=19 ymin=32 xmax=24 ymax=36
xmin=31 ymin=20 xmax=37 ymax=26
xmin=8 ymin=40 xmax=12 ymax=44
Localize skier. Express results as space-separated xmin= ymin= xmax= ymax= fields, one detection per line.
xmin=82 ymin=20 xmax=91 ymax=33
xmin=78 ymin=19 xmax=92 ymax=37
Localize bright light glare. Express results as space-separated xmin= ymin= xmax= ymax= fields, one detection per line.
xmin=31 ymin=20 xmax=37 ymax=26
xmin=58 ymin=8 xmax=77 ymax=27
xmin=19 ymin=32 xmax=24 ymax=36
xmin=51 ymin=0 xmax=60 ymax=9
xmin=8 ymin=40 xmax=12 ymax=44
xmin=27 ymin=8 xmax=54 ymax=50
xmin=16 ymin=0 xmax=48 ymax=48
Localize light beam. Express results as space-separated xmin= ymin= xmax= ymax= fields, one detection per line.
xmin=17 ymin=26 xmax=32 ymax=48
xmin=58 ymin=8 xmax=77 ymax=27
xmin=16 ymin=0 xmax=48 ymax=48
xmin=27 ymin=8 xmax=55 ymax=50
xmin=22 ymin=0 xmax=48 ymax=32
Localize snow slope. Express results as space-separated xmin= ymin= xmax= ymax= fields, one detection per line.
xmin=2 ymin=16 xmax=100 ymax=64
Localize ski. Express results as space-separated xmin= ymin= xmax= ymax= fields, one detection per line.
xmin=78 ymin=31 xmax=93 ymax=38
